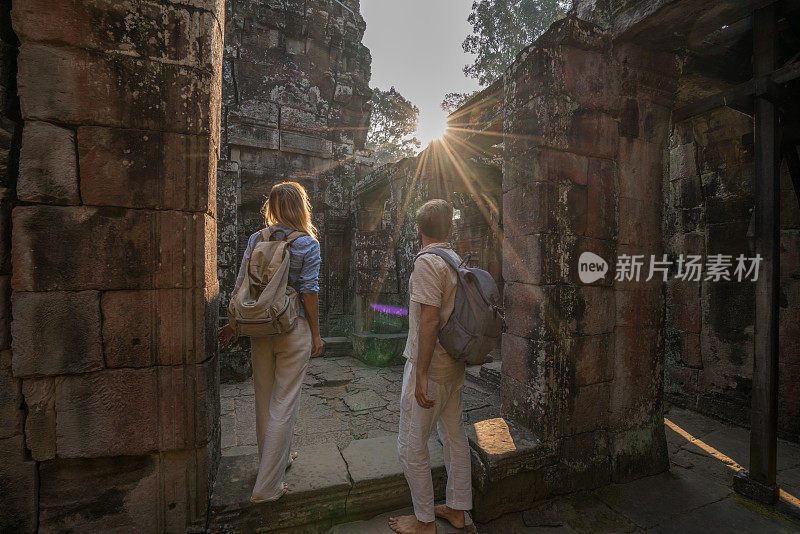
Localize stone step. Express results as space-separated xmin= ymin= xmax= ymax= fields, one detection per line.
xmin=322 ymin=336 xmax=353 ymax=358
xmin=466 ymin=362 xmax=500 ymax=392
xmin=208 ymin=436 xmax=446 ymax=533
xmin=479 ymin=361 xmax=502 ymax=388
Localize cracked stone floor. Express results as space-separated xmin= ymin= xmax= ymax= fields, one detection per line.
xmin=220 ymin=355 xmax=499 ymax=456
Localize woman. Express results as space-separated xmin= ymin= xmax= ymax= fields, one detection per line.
xmin=219 ymin=181 xmax=324 ymax=502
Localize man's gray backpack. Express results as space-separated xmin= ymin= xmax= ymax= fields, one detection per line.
xmin=417 ymin=248 xmax=505 ymax=365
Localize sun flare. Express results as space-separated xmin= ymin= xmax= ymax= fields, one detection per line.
xmin=418 ymin=109 xmax=450 ymax=145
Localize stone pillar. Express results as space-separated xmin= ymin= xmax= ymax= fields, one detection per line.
xmin=501 ymin=15 xmax=680 ymax=491
xmin=9 ymin=1 xmax=223 ymax=530
xmin=0 ymin=1 xmax=34 ymax=531
xmin=609 ymin=42 xmax=680 ymax=481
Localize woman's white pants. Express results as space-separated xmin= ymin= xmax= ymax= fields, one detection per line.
xmin=250 ymin=317 xmax=312 ymax=501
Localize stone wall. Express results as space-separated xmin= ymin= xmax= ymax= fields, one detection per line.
xmin=500 ymin=15 xmax=680 ymax=494
xmin=350 ymin=141 xmax=502 ymax=355
xmin=1 ymin=1 xmax=224 ymax=530
xmin=664 ymin=108 xmax=800 ymax=442
xmin=0 ymin=0 xmax=29 ymax=531
xmin=217 ymin=0 xmax=372 ymax=380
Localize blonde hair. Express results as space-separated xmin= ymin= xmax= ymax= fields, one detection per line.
xmin=416 ymin=199 xmax=453 ymax=240
xmin=262 ymin=181 xmax=318 ymax=239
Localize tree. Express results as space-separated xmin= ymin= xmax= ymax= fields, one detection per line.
xmin=367 ymin=87 xmax=422 ymax=166
xmin=462 ymin=0 xmax=569 ymax=86
xmin=440 ymin=92 xmax=478 ymax=115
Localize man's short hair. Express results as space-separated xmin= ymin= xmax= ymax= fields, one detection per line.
xmin=416 ymin=199 xmax=453 ymax=240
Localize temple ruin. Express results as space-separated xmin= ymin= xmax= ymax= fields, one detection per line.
xmin=0 ymin=0 xmax=799 ymax=532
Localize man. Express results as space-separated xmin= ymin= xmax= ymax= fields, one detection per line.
xmin=389 ymin=199 xmax=472 ymax=534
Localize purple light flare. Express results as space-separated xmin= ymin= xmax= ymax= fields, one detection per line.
xmin=370 ymin=303 xmax=409 ymax=316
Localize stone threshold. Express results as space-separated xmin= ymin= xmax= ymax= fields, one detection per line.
xmin=208 ymin=435 xmax=447 ymax=533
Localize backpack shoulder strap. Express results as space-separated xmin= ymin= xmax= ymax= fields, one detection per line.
xmin=415 ymin=248 xmax=461 ymax=272
xmin=266 ymin=228 xmax=306 ymax=245
xmin=285 ymin=231 xmax=306 ymax=244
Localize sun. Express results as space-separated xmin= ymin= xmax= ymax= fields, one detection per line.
xmin=418 ymin=109 xmax=450 ymax=145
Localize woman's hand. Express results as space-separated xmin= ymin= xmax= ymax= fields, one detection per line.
xmin=311 ymin=334 xmax=324 ymax=358
xmin=218 ymin=323 xmax=238 ymax=348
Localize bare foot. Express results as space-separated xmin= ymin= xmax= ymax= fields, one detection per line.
xmin=434 ymin=505 xmax=465 ymax=528
xmin=287 ymin=451 xmax=298 ymax=469
xmin=251 ymin=482 xmax=288 ymax=503
xmin=388 ymin=514 xmax=436 ymax=534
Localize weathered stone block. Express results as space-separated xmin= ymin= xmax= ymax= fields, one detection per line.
xmin=669 ymin=304 xmax=701 ymax=334
xmin=55 ymin=369 xmax=159 ymax=457
xmin=0 ymin=276 xmax=10 ymax=350
xmin=280 ymin=131 xmax=332 ymax=158
xmin=227 ymin=121 xmax=280 ymax=150
xmin=0 ymin=350 xmax=22 ymax=439
xmin=0 ymin=435 xmax=37 ymax=534
xmin=586 ymin=157 xmax=616 ymax=240
xmin=38 ymin=455 xmax=160 ymax=533
xmin=576 ymin=286 xmax=615 ymax=335
xmin=21 ymin=377 xmax=55 ymax=460
xmin=17 ymin=121 xmax=79 ymax=204
xmin=503 ymin=282 xmax=552 ymax=340
xmin=609 ymin=422 xmax=669 ymax=483
xmin=559 ymin=381 xmax=610 ymax=435
xmin=500 ymin=374 xmax=545 ymax=436
xmin=571 ymin=334 xmax=614 ymax=386
xmin=618 ymin=196 xmax=660 ymax=246
xmin=78 ymin=126 xmax=215 ymax=212
xmin=666 ymin=278 xmax=701 ymax=307
xmin=616 ymin=289 xmax=663 ymax=327
xmin=567 ymin=111 xmax=618 ymax=159
xmin=618 ymin=138 xmax=663 ymax=202
xmin=102 ymin=286 xmax=218 ymax=367
xmin=11 ymin=290 xmax=103 ymax=377
xmin=12 ymin=0 xmax=222 ymax=73
xmin=17 ymin=44 xmax=214 ymax=135
xmin=562 ymin=45 xmax=619 ymax=111
xmin=281 ymin=106 xmax=328 ymax=133
xmin=12 ymin=206 xmax=215 ymax=291
xmin=669 ymin=142 xmax=698 ymax=181
xmin=503 ymin=234 xmax=548 ymax=285
xmin=501 ymin=333 xmax=545 ymax=386
xmin=502 ymin=333 xmax=612 ymax=388
xmin=681 ymin=332 xmax=702 ymax=369
xmin=610 ymin=326 xmax=663 ymax=431
xmin=158 ymin=358 xmax=219 ymax=451
xmin=502 ymin=182 xmax=555 ymax=237
xmin=0 ymin=195 xmax=12 ymax=275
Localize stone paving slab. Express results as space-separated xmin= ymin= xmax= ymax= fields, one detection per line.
xmin=342 ymin=435 xmax=444 ymax=487
xmin=220 ymin=356 xmax=501 ymax=455
xmin=342 ymin=435 xmax=447 ymax=520
xmin=594 ymin=466 xmax=731 ymax=529
xmin=209 ymin=442 xmax=351 ymax=532
xmin=648 ymin=495 xmax=800 ymax=534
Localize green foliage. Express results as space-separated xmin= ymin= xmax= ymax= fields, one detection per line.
xmin=440 ymin=91 xmax=479 ymax=114
xmin=462 ymin=0 xmax=569 ymax=86
xmin=367 ymin=86 xmax=422 ymax=166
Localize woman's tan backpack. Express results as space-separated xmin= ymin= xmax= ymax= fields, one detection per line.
xmin=227 ymin=229 xmax=305 ymax=337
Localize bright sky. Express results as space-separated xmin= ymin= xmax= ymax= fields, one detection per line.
xmin=361 ymin=0 xmax=483 ymax=147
